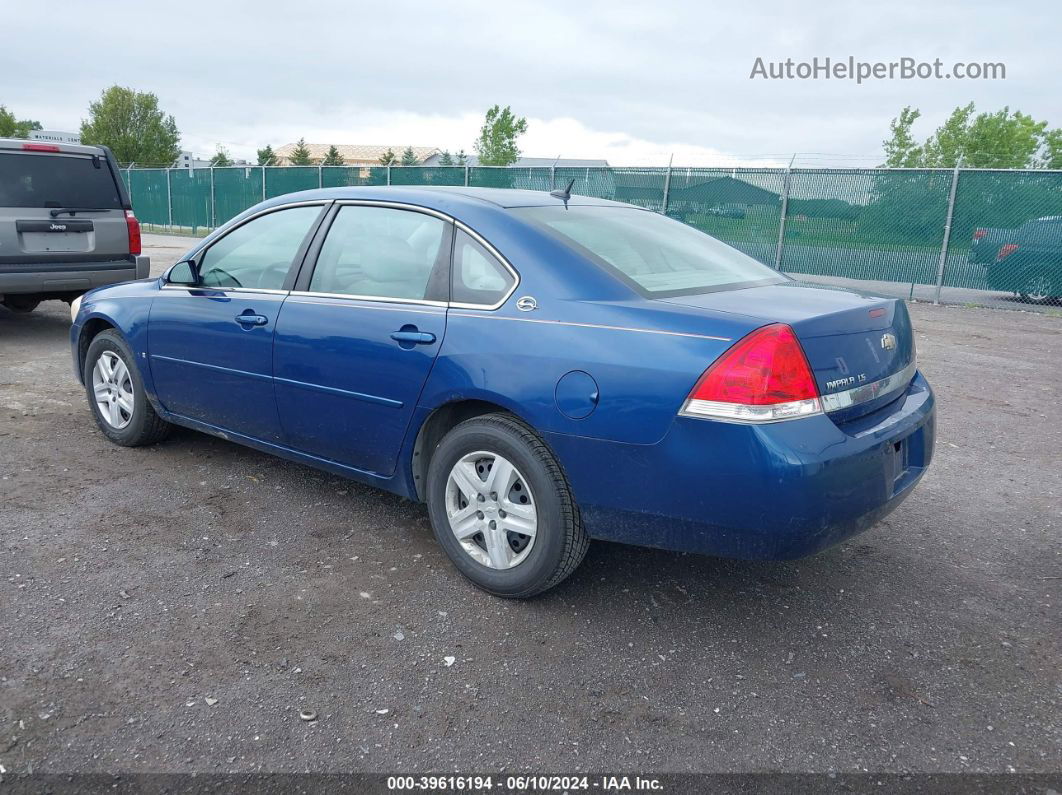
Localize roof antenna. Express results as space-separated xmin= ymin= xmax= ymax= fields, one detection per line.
xmin=550 ymin=177 xmax=576 ymax=202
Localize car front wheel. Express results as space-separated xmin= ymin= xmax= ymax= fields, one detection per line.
xmin=426 ymin=413 xmax=589 ymax=598
xmin=84 ymin=330 xmax=172 ymax=447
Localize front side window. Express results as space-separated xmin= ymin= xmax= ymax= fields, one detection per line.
xmin=514 ymin=205 xmax=783 ymax=297
xmin=198 ymin=205 xmax=322 ymax=290
xmin=309 ymin=206 xmax=449 ymax=300
xmin=451 ymin=230 xmax=515 ymax=306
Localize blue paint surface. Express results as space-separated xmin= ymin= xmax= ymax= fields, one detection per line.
xmin=71 ymin=186 xmax=935 ymax=560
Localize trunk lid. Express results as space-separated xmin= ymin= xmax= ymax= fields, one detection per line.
xmin=661 ymin=282 xmax=916 ymax=422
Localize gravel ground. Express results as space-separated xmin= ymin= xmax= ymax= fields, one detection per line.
xmin=0 ymin=235 xmax=1059 ymax=775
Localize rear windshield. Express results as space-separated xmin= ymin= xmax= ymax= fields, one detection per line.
xmin=0 ymin=152 xmax=123 ymax=210
xmin=514 ymin=205 xmax=783 ymax=296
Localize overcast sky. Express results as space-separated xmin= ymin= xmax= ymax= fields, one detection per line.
xmin=3 ymin=0 xmax=1057 ymax=166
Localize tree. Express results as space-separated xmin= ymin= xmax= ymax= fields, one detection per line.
xmin=288 ymin=137 xmax=313 ymax=166
xmin=321 ymin=145 xmax=345 ymax=166
xmin=455 ymin=149 xmax=469 ymax=166
xmin=379 ymin=148 xmax=397 ymax=166
xmin=881 ymin=103 xmax=1053 ymax=168
xmin=856 ymin=171 xmax=952 ymax=245
xmin=882 ymin=107 xmax=923 ymax=168
xmin=438 ymin=150 xmax=454 ymax=166
xmin=400 ymin=146 xmax=419 ymax=166
xmin=257 ymin=145 xmax=278 ymax=166
xmin=474 ymin=105 xmax=527 ymax=166
xmin=1039 ymin=129 xmax=1062 ymax=169
xmin=209 ymin=145 xmax=233 ymax=167
xmin=0 ymin=105 xmax=42 ymax=139
xmin=957 ymin=108 xmax=1046 ymax=168
xmin=80 ymin=86 xmax=180 ymax=166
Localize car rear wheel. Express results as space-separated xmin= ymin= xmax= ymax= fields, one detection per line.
xmin=2 ymin=296 xmax=40 ymax=313
xmin=85 ymin=330 xmax=172 ymax=447
xmin=1018 ymin=273 xmax=1056 ymax=303
xmin=426 ymin=413 xmax=588 ymax=598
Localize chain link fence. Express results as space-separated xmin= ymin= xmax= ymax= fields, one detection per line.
xmin=121 ymin=164 xmax=1062 ymax=306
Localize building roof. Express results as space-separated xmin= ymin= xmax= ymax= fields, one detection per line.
xmin=274 ymin=143 xmax=440 ymax=164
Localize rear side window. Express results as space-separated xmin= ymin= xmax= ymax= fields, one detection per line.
xmin=309 ymin=206 xmax=449 ymax=301
xmin=451 ymin=230 xmax=515 ymax=306
xmin=0 ymin=152 xmax=122 ymax=210
xmin=514 ymin=205 xmax=782 ymax=297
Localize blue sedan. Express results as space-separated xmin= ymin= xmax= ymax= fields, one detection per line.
xmin=70 ymin=186 xmax=935 ymax=597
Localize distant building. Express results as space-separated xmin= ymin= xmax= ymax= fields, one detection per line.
xmin=30 ymin=129 xmax=81 ymax=145
xmin=173 ymin=151 xmax=211 ymax=170
xmin=274 ymin=143 xmax=440 ymax=166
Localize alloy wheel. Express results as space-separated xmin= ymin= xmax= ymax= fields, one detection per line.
xmin=1021 ymin=275 xmax=1054 ymax=303
xmin=92 ymin=351 xmax=134 ymax=429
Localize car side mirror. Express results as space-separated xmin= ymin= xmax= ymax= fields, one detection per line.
xmin=167 ymin=259 xmax=199 ymax=286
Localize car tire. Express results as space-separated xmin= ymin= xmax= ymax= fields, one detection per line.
xmin=426 ymin=413 xmax=589 ymax=598
xmin=1018 ymin=273 xmax=1056 ymax=303
xmin=84 ymin=330 xmax=172 ymax=447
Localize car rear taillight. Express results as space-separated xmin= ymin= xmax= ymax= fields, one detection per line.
xmin=973 ymin=228 xmax=987 ymax=240
xmin=680 ymin=323 xmax=822 ymax=423
xmin=996 ymin=243 xmax=1019 ymax=261
xmin=22 ymin=142 xmax=61 ymax=152
xmin=125 ymin=210 xmax=142 ymax=256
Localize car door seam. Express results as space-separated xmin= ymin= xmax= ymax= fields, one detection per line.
xmin=272 ymin=375 xmax=403 ymax=408
xmin=149 ymin=353 xmax=273 ymax=383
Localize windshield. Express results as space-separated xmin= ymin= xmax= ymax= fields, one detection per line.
xmin=0 ymin=152 xmax=123 ymax=210
xmin=514 ymin=205 xmax=783 ymax=296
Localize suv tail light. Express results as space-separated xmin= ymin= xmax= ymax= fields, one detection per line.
xmin=125 ymin=210 xmax=142 ymax=256
xmin=996 ymin=243 xmax=1019 ymax=262
xmin=680 ymin=323 xmax=822 ymax=423
xmin=973 ymin=228 xmax=987 ymax=240
xmin=22 ymin=142 xmax=61 ymax=152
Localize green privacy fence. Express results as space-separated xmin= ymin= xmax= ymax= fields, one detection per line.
xmin=122 ymin=165 xmax=1062 ymax=301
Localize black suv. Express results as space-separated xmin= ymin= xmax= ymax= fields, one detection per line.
xmin=0 ymin=138 xmax=147 ymax=313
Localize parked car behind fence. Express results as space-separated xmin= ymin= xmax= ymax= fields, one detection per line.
xmin=976 ymin=215 xmax=1062 ymax=301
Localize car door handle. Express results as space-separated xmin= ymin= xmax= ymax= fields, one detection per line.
xmin=390 ymin=330 xmax=436 ymax=345
xmin=235 ymin=313 xmax=269 ymax=327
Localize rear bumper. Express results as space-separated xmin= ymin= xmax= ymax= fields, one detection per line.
xmin=0 ymin=256 xmax=149 ymax=295
xmin=546 ymin=372 xmax=936 ymax=560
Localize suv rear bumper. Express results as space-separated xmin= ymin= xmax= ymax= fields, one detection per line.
xmin=0 ymin=256 xmax=149 ymax=295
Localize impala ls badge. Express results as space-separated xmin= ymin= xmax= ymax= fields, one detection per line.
xmin=516 ymin=296 xmax=537 ymax=312
xmin=881 ymin=332 xmax=897 ymax=351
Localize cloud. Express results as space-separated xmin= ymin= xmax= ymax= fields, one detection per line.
xmin=518 ymin=118 xmax=788 ymax=167
xmin=1 ymin=0 xmax=1056 ymax=167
